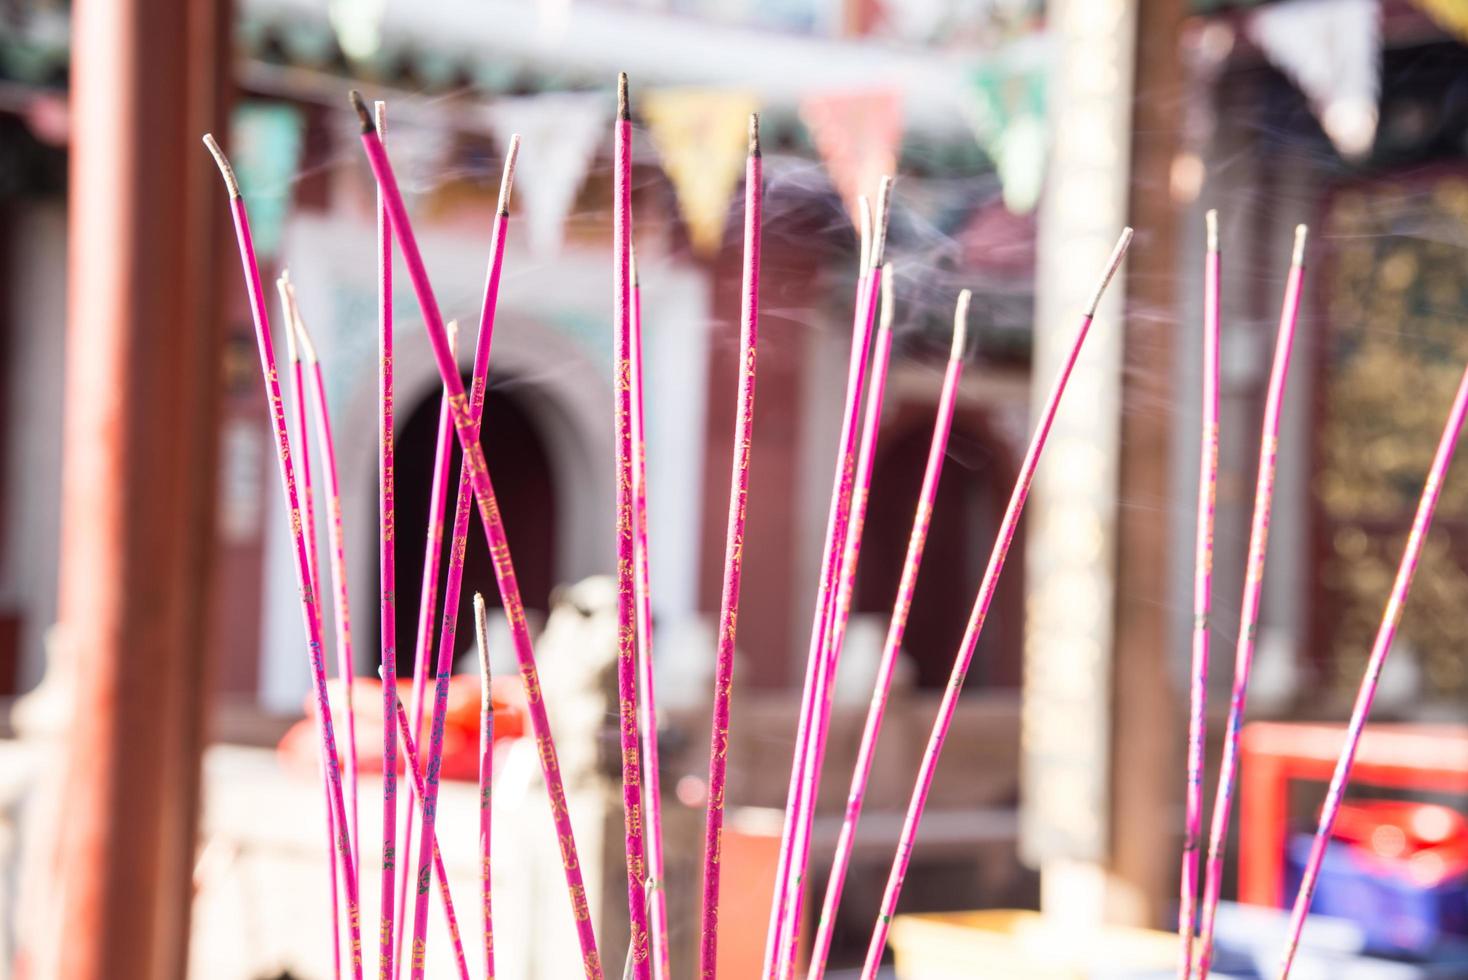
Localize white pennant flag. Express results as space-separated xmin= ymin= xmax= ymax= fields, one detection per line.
xmin=1249 ymin=0 xmax=1381 ymax=158
xmin=485 ymin=93 xmax=608 ymax=256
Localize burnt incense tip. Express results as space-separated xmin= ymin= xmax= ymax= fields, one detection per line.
xmin=630 ymin=247 xmax=639 ymax=287
xmin=857 ymin=196 xmax=873 ymax=276
xmin=1292 ymin=224 xmax=1308 ymax=267
xmin=952 ymin=290 xmax=972 ymax=360
xmin=617 ymin=72 xmax=630 ymax=120
xmin=497 ymin=135 xmax=521 ymax=216
xmin=348 ymin=91 xmax=374 ymax=133
xmin=1205 ymin=209 xmax=1219 ymax=253
xmin=872 ymin=176 xmax=895 ymax=267
xmin=749 ymin=113 xmax=761 ymax=158
xmin=473 ymin=593 xmax=493 ymax=700
xmin=294 ymin=307 xmax=321 ymax=365
xmin=1083 ymin=226 xmax=1134 ymax=318
xmin=201 ymin=134 xmax=241 ymax=198
xmin=374 ymin=100 xmax=387 ymax=139
xmin=879 ymin=263 xmax=895 ymax=332
xmin=446 ymin=319 xmax=460 ymax=359
xmin=275 ymin=276 xmax=300 ymax=363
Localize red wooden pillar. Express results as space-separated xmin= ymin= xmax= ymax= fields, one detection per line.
xmin=49 ymin=0 xmax=230 ymax=975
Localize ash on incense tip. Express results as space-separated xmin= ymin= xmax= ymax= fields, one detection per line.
xmin=617 ymin=72 xmax=630 ymax=120
xmin=872 ymin=176 xmax=895 ymax=267
xmin=474 ymin=593 xmax=493 ymax=708
xmin=952 ymin=289 xmax=972 ymax=360
xmin=857 ymin=196 xmax=873 ymax=275
xmin=1292 ymin=223 xmax=1309 ymax=267
xmin=497 ymin=135 xmax=521 ymax=217
xmin=879 ymin=263 xmax=895 ymax=331
xmin=749 ymin=113 xmax=761 ymax=157
xmin=1206 ymin=208 xmax=1219 ymax=253
xmin=348 ymin=90 xmax=374 ymax=132
xmin=201 ymin=134 xmax=241 ymax=199
xmin=1084 ymin=226 xmax=1134 ymax=317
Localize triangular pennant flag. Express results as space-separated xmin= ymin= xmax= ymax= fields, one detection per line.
xmin=800 ymin=89 xmax=903 ymax=226
xmin=966 ymin=36 xmax=1050 ymax=215
xmin=1249 ymin=0 xmax=1381 ymax=158
xmin=485 ymin=92 xmax=608 ymax=256
xmin=1408 ymin=0 xmax=1468 ymax=45
xmin=642 ymin=89 xmax=759 ymax=256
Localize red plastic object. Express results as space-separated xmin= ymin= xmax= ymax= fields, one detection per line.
xmin=1239 ymin=722 xmax=1468 ymax=907
xmin=277 ymin=674 xmax=528 ymax=783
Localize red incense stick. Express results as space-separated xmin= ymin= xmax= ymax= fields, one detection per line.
xmin=373 ymin=100 xmax=403 ymax=980
xmin=352 ymin=92 xmax=602 ymax=977
xmin=277 ymin=275 xmax=346 ymax=980
xmin=630 ymin=250 xmax=671 ymax=980
xmin=860 ymin=229 xmax=1133 ymax=977
xmin=1277 ymin=357 xmax=1468 ymax=978
xmin=473 ymin=594 xmax=497 ymax=980
xmin=612 ymin=72 xmax=653 ymax=979
xmin=204 ymin=134 xmax=364 ymax=980
xmin=406 ymin=137 xmax=519 ymax=979
xmin=809 ymin=290 xmax=970 ymax=979
xmin=782 ymin=259 xmax=896 ymax=979
xmin=697 ymin=113 xmax=763 ymax=979
xmin=383 ymin=669 xmax=471 ymax=980
xmin=1196 ymin=226 xmax=1309 ymax=976
xmin=287 ymin=278 xmax=363 ymax=877
xmin=396 ymin=317 xmax=459 ymax=979
xmin=1178 ymin=211 xmax=1220 ymax=980
xmin=764 ymin=193 xmax=882 ymax=976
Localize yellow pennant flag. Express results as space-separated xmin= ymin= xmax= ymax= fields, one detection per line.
xmin=642 ymin=89 xmax=760 ymax=256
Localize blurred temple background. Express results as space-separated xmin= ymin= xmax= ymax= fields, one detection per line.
xmin=1 ymin=0 xmax=1468 ymax=977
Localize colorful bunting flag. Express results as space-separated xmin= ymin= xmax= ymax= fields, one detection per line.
xmin=800 ymin=89 xmax=904 ymax=227
xmin=965 ymin=35 xmax=1050 ymax=215
xmin=485 ymin=93 xmax=608 ymax=256
xmin=1248 ymin=0 xmax=1381 ymax=158
xmin=641 ymin=88 xmax=760 ymax=256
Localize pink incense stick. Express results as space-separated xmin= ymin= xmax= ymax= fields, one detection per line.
xmin=860 ymin=229 xmax=1133 ymax=978
xmin=764 ymin=193 xmax=883 ymax=977
xmin=406 ymin=138 xmax=518 ymax=980
xmin=783 ymin=260 xmax=897 ymax=980
xmin=1277 ymin=359 xmax=1468 ymax=978
xmin=697 ymin=114 xmax=763 ymax=979
xmin=1178 ymin=211 xmax=1220 ymax=980
xmin=612 ymin=73 xmax=653 ymax=980
xmin=1196 ymin=226 xmax=1309 ymax=976
xmin=809 ymin=291 xmax=970 ymax=980
xmin=204 ymin=134 xmax=364 ymax=980
xmin=352 ymin=93 xmax=602 ymax=978
xmin=383 ymin=669 xmax=471 ymax=980
xmin=629 ymin=250 xmax=671 ymax=980
xmin=374 ymin=100 xmax=403 ymax=980
xmin=473 ymin=594 xmax=497 ymax=980
xmin=289 ymin=283 xmax=363 ymax=883
xmin=277 ymin=276 xmax=345 ymax=980
xmin=395 ymin=319 xmax=459 ymax=980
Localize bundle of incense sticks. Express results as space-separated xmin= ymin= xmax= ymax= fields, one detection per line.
xmin=1177 ymin=210 xmax=1220 ymax=979
xmin=1195 ymin=225 xmax=1309 ymax=976
xmin=860 ymin=228 xmax=1133 ymax=976
xmin=808 ymin=288 xmax=971 ymax=980
xmin=765 ymin=184 xmax=889 ymax=978
xmin=698 ymin=111 xmax=763 ymax=979
xmin=349 ymin=91 xmax=604 ymax=977
xmin=204 ymin=134 xmax=365 ymax=979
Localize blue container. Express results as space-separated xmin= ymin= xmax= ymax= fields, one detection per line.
xmin=1284 ymin=834 xmax=1468 ymax=957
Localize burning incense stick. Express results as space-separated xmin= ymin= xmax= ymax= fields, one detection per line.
xmin=860 ymin=229 xmax=1133 ymax=977
xmin=612 ymin=72 xmax=653 ymax=980
xmin=277 ymin=275 xmax=346 ymax=980
xmin=406 ymin=137 xmax=520 ymax=980
xmin=373 ymin=100 xmax=404 ymax=980
xmin=1196 ymin=226 xmax=1309 ymax=975
xmin=1276 ymin=367 xmax=1468 ymax=977
xmin=809 ymin=291 xmax=970 ymax=979
xmin=770 ymin=182 xmax=894 ymax=979
xmin=204 ymin=134 xmax=364 ymax=980
xmin=287 ymin=278 xmax=363 ymax=876
xmin=764 ymin=190 xmax=884 ymax=977
xmin=629 ymin=250 xmax=671 ymax=980
xmin=382 ymin=669 xmax=471 ymax=980
xmin=396 ymin=319 xmax=460 ymax=979
xmin=352 ymin=92 xmax=602 ymax=977
xmin=1178 ymin=211 xmax=1221 ymax=980
xmin=474 ymin=594 xmax=497 ymax=980
xmin=697 ymin=113 xmax=763 ymax=979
